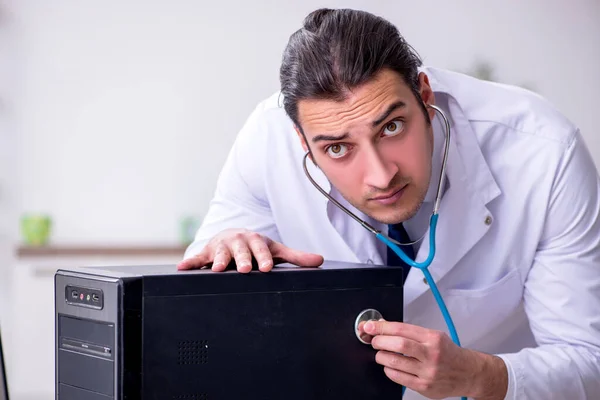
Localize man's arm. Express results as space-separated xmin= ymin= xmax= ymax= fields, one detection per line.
xmin=179 ymin=99 xmax=323 ymax=271
xmin=183 ymin=101 xmax=281 ymax=259
xmin=359 ymin=130 xmax=600 ymax=399
xmin=468 ymin=352 xmax=508 ymax=399
xmin=496 ymin=130 xmax=600 ymax=399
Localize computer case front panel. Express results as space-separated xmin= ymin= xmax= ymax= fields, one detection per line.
xmin=55 ymin=272 xmax=142 ymax=400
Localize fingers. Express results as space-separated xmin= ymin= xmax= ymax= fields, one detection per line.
xmin=357 ymin=317 xmax=387 ymax=344
xmin=363 ymin=321 xmax=430 ymax=343
xmin=376 ymin=350 xmax=420 ymax=376
xmin=247 ymin=233 xmax=275 ymax=272
xmin=382 ymin=366 xmax=420 ymax=389
xmin=211 ymin=242 xmax=231 ymax=272
xmin=371 ymin=335 xmax=425 ymax=361
xmin=357 ymin=321 xmax=374 ymax=344
xmin=177 ymin=230 xmax=323 ymax=274
xmin=269 ymin=241 xmax=324 ymax=267
xmin=228 ymin=234 xmax=254 ymax=273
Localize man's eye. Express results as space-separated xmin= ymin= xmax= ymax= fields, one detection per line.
xmin=382 ymin=120 xmax=404 ymax=136
xmin=326 ymin=144 xmax=348 ymax=158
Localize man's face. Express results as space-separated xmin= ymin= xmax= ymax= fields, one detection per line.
xmin=296 ymin=69 xmax=436 ymax=225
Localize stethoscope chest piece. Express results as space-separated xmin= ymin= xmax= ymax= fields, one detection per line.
xmin=354 ymin=308 xmax=383 ymax=344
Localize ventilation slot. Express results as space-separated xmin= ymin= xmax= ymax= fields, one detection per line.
xmin=177 ymin=340 xmax=208 ymax=365
xmin=172 ymin=394 xmax=208 ymax=400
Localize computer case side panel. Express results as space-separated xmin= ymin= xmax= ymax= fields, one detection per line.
xmin=141 ymin=275 xmax=404 ymax=399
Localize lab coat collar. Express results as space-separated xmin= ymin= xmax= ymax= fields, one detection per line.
xmin=421 ymin=66 xmax=502 ymax=205
xmin=403 ymin=89 xmax=502 ymax=306
xmin=423 ymin=110 xmax=445 ymax=204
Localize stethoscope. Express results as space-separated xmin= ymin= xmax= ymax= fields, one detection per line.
xmin=302 ymin=104 xmax=466 ymax=400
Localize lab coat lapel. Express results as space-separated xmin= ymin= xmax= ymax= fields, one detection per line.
xmin=403 ymin=96 xmax=501 ymax=306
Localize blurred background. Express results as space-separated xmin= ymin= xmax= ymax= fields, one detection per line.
xmin=0 ymin=0 xmax=598 ymax=398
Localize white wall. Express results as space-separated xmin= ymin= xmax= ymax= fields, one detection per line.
xmin=5 ymin=0 xmax=600 ymax=246
xmin=0 ymin=0 xmax=19 ymax=342
xmin=0 ymin=1 xmax=598 ymax=398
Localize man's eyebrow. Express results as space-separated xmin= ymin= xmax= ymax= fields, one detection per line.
xmin=372 ymin=101 xmax=406 ymax=127
xmin=311 ymin=132 xmax=350 ymax=143
xmin=310 ymin=101 xmax=406 ymax=143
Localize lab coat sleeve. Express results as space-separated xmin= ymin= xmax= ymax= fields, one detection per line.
xmin=183 ymin=102 xmax=281 ymax=259
xmin=497 ymin=130 xmax=600 ymax=399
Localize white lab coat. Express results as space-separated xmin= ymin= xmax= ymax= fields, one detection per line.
xmin=185 ymin=67 xmax=600 ymax=399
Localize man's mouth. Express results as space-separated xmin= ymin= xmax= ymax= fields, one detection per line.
xmin=369 ymin=185 xmax=407 ymax=205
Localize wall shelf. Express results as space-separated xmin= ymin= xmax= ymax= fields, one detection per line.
xmin=16 ymin=244 xmax=188 ymax=258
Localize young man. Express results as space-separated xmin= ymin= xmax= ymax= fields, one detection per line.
xmin=178 ymin=8 xmax=600 ymax=400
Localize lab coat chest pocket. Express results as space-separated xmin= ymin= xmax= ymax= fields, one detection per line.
xmin=441 ymin=268 xmax=524 ymax=346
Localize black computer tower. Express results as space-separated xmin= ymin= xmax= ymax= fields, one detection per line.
xmin=55 ymin=261 xmax=404 ymax=399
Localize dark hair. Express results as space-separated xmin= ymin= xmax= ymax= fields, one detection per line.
xmin=280 ymin=8 xmax=426 ymax=131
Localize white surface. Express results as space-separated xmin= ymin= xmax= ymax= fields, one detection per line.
xmin=1 ymin=0 xmax=598 ymax=245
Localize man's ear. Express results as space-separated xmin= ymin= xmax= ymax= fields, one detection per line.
xmin=418 ymin=72 xmax=436 ymax=121
xmin=294 ymin=125 xmax=318 ymax=166
xmin=294 ymin=125 xmax=309 ymax=153
xmin=294 ymin=125 xmax=312 ymax=154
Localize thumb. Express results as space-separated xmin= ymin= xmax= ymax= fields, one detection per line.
xmin=177 ymin=251 xmax=211 ymax=270
xmin=269 ymin=241 xmax=324 ymax=267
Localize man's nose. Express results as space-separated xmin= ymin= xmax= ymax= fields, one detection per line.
xmin=362 ymin=147 xmax=397 ymax=189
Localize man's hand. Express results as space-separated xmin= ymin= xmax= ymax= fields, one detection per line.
xmin=176 ymin=229 xmax=324 ymax=273
xmin=358 ymin=320 xmax=508 ymax=400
